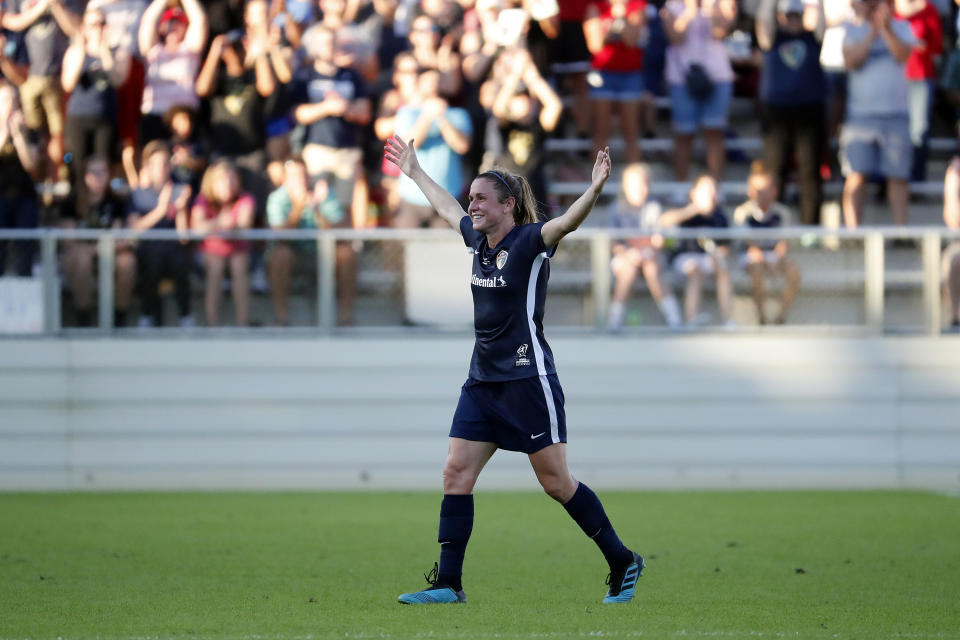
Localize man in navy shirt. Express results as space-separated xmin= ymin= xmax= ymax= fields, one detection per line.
xmin=384 ymin=135 xmax=644 ymax=606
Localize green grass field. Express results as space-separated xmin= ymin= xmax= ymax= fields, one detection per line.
xmin=1 ymin=491 xmax=959 ymax=640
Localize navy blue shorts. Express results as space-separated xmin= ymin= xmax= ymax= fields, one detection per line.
xmin=450 ymin=374 xmax=567 ymax=454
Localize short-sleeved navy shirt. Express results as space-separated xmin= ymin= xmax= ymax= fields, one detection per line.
xmin=291 ymin=66 xmax=367 ymax=148
xmin=460 ymin=216 xmax=558 ymax=382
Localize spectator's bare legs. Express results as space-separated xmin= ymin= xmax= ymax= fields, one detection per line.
xmin=204 ymin=253 xmax=227 ymax=326
xmin=619 ymin=99 xmax=641 ymax=165
xmin=673 ymin=133 xmax=694 ymax=180
xmin=592 ymin=98 xmax=614 ymax=163
xmin=64 ymin=242 xmax=98 ymax=318
xmin=682 ymin=262 xmax=703 ymax=322
xmin=611 ymin=251 xmax=641 ymax=304
xmin=229 ymin=252 xmax=250 ymax=327
xmin=947 ymin=253 xmax=960 ymax=325
xmin=115 ymin=250 xmax=136 ymax=319
xmin=704 ymin=129 xmax=725 ymax=181
xmin=335 ymin=241 xmax=357 ymax=326
xmin=887 ymin=178 xmax=909 ymax=226
xmin=746 ymin=260 xmax=768 ymax=324
xmin=566 ymin=72 xmax=591 ymax=137
xmin=714 ymin=255 xmax=732 ymax=323
xmin=639 ymin=92 xmax=656 ymax=137
xmin=268 ymin=243 xmax=294 ymax=326
xmin=640 ymin=258 xmax=666 ymax=302
xmin=776 ymin=259 xmax=801 ymax=325
xmin=842 ymin=171 xmax=867 ymax=228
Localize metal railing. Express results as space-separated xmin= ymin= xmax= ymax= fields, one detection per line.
xmin=1 ymin=226 xmax=958 ymax=336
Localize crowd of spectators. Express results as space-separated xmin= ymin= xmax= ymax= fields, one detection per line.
xmin=0 ymin=0 xmax=959 ymax=329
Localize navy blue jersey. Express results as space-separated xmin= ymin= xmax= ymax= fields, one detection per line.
xmin=460 ymin=216 xmax=557 ymax=382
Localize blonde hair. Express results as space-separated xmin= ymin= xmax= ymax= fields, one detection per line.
xmin=199 ymin=159 xmax=241 ymax=207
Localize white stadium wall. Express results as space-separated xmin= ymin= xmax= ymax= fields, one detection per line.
xmin=1 ymin=336 xmax=959 ymax=491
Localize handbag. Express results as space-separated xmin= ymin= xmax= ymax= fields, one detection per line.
xmin=684 ymin=62 xmax=715 ymax=101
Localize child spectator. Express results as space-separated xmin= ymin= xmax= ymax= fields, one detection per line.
xmin=0 ymin=79 xmax=39 ymax=277
xmin=583 ymin=0 xmax=647 ymax=164
xmin=190 ymin=159 xmax=255 ymax=327
xmin=61 ymin=6 xmax=129 ymax=197
xmin=756 ymin=0 xmax=827 ymax=225
xmin=659 ymin=174 xmax=733 ymax=326
xmin=840 ymin=0 xmax=917 ymax=228
xmin=138 ymin=0 xmax=208 ymax=146
xmin=164 ymin=105 xmax=207 ymax=190
xmin=661 ymin=0 xmax=737 ymax=181
xmin=733 ymin=164 xmax=801 ymax=325
xmin=60 ymin=156 xmax=136 ymax=327
xmin=894 ymin=0 xmax=942 ymax=182
xmin=266 ymin=157 xmax=356 ymax=326
xmin=942 ymin=154 xmax=960 ymax=331
xmin=128 ymin=139 xmax=193 ymax=327
xmin=608 ymin=163 xmax=683 ymax=330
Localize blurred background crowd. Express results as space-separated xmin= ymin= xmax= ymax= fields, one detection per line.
xmin=1 ymin=0 xmax=960 ymax=330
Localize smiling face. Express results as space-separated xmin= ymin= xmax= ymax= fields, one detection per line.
xmin=467 ymin=177 xmax=515 ymax=237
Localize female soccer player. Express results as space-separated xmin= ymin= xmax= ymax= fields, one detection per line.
xmin=383 ymin=135 xmax=644 ymax=605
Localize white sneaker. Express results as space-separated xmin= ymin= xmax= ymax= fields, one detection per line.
xmin=137 ymin=316 xmax=155 ymax=329
xmin=179 ymin=315 xmax=196 ymax=328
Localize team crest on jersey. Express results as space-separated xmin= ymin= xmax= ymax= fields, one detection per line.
xmin=496 ymin=250 xmax=509 ymax=270
xmin=515 ymin=343 xmax=531 ymax=367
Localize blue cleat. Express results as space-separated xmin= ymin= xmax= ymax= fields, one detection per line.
xmin=398 ymin=563 xmax=466 ymax=604
xmin=602 ymin=552 xmax=645 ymax=604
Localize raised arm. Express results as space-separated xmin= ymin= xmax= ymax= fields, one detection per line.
xmin=756 ymin=0 xmax=777 ymax=51
xmin=2 ymin=0 xmax=52 ymax=32
xmin=138 ymin=0 xmax=165 ymax=56
xmin=945 ymin=158 xmax=960 ymax=230
xmin=180 ymin=0 xmax=208 ymax=53
xmin=541 ymin=147 xmax=611 ymax=248
xmin=384 ymin=135 xmax=467 ymax=232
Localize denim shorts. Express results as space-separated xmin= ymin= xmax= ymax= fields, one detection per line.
xmin=669 ymin=82 xmax=733 ymax=134
xmin=839 ymin=116 xmax=911 ymax=180
xmin=589 ymin=70 xmax=646 ymax=101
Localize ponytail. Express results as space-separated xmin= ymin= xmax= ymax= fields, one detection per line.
xmin=477 ymin=169 xmax=542 ymax=226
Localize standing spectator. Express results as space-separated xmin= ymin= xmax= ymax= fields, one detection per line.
xmin=86 ymin=0 xmax=149 ymax=190
xmin=641 ymin=0 xmax=669 ymax=137
xmin=61 ymin=6 xmax=130 ymax=197
xmin=190 ymin=159 xmax=255 ymax=327
xmin=608 ymin=162 xmax=683 ymax=330
xmin=60 ymin=156 xmax=136 ymax=327
xmin=393 ymin=68 xmax=472 ymax=228
xmin=2 ymin=0 xmax=82 ymax=186
xmin=840 ymin=0 xmax=917 ymax=228
xmin=407 ymin=13 xmax=462 ymax=99
xmin=659 ymin=174 xmax=733 ymax=325
xmin=0 ymin=79 xmax=39 ymax=277
xmin=138 ymin=0 xmax=208 ymax=147
xmin=584 ymin=0 xmax=647 ymax=164
xmin=756 ymin=0 xmax=827 ymax=225
xmin=128 ymin=140 xmax=193 ymax=328
xmin=549 ymin=0 xmax=593 ymax=138
xmin=820 ymin=0 xmax=853 ymax=140
xmin=662 ymin=0 xmax=738 ymax=181
xmin=944 ymin=154 xmax=960 ymax=331
xmin=733 ymin=164 xmax=801 ymax=325
xmin=485 ymin=46 xmax=562 ymax=216
xmin=266 ymin=157 xmax=355 ymax=326
xmin=374 ymin=52 xmax=421 ymax=219
xmin=894 ymin=0 xmax=943 ymax=182
xmin=293 ymin=24 xmax=371 ymax=208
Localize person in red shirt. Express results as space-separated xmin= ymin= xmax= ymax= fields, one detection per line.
xmin=894 ymin=0 xmax=942 ymax=181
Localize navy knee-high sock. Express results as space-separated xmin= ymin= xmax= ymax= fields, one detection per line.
xmin=563 ymin=482 xmax=633 ymax=569
xmin=437 ymin=494 xmax=473 ymax=591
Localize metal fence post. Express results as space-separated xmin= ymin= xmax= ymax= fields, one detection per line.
xmin=922 ymin=232 xmax=941 ymax=336
xmin=864 ymin=232 xmax=884 ymax=333
xmin=317 ymin=232 xmax=336 ymax=330
xmin=41 ymin=233 xmax=60 ymax=335
xmin=98 ymin=234 xmax=115 ymax=331
xmin=591 ymin=233 xmax=611 ymax=330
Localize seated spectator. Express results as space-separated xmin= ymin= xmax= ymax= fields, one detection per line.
xmin=266 ymin=157 xmax=355 ymax=326
xmin=840 ymin=0 xmax=917 ymax=228
xmin=607 ymin=163 xmax=683 ymax=330
xmin=659 ymin=174 xmax=733 ymax=326
xmin=128 ymin=139 xmax=193 ymax=328
xmin=942 ymin=154 xmax=960 ymax=331
xmin=894 ymin=0 xmax=942 ymax=183
xmin=190 ymin=159 xmax=254 ymax=327
xmin=138 ymin=0 xmax=208 ymax=147
xmin=60 ymin=156 xmax=136 ymax=327
xmin=583 ymin=0 xmax=647 ymax=164
xmin=485 ymin=46 xmax=562 ymax=216
xmin=733 ymin=164 xmax=801 ymax=325
xmin=661 ymin=0 xmax=737 ymax=181
xmin=756 ymin=0 xmax=827 ymax=225
xmin=393 ymin=68 xmax=472 ymax=228
xmin=293 ymin=24 xmax=372 ymax=208
xmin=61 ymin=6 xmax=129 ymax=197
xmin=3 ymin=0 xmax=82 ymax=185
xmin=0 ymin=79 xmax=39 ymax=277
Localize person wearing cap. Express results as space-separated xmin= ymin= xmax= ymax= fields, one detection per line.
xmin=138 ymin=0 xmax=208 ymax=148
xmin=840 ymin=0 xmax=918 ymax=228
xmin=756 ymin=0 xmax=826 ymax=225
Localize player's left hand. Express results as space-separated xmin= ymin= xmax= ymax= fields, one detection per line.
xmin=591 ymin=146 xmax=611 ymax=190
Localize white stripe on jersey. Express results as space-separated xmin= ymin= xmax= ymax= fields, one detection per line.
xmin=526 ymin=252 xmax=559 ymax=444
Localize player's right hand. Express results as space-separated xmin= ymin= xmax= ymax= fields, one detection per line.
xmin=384 ymin=135 xmax=420 ymax=177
